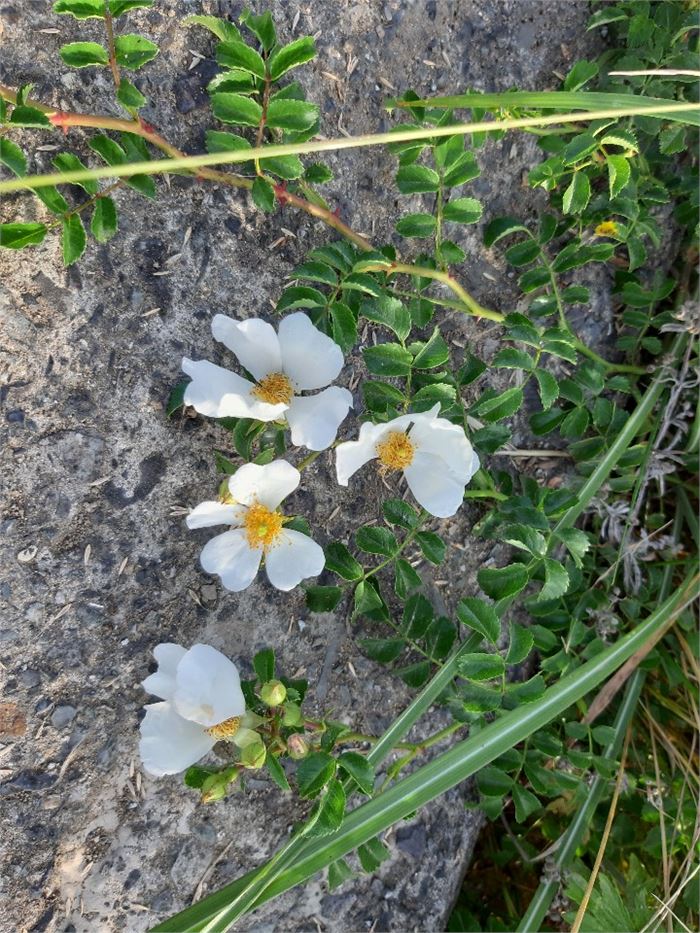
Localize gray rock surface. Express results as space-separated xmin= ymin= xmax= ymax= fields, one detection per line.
xmin=0 ymin=2 xmax=601 ymax=931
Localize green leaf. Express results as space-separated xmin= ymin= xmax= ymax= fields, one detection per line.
xmin=538 ymin=558 xmax=570 ymax=601
xmin=60 ymin=41 xmax=109 ymax=67
xmin=473 ymin=387 xmax=523 ymax=422
xmin=397 ymin=660 xmax=431 ymax=688
xmin=534 ymin=370 xmax=559 ymax=410
xmin=359 ymin=637 xmax=404 ymax=664
xmin=327 ymin=858 xmax=353 ymax=890
xmin=563 ymin=59 xmax=598 ymax=91
xmin=416 ymin=531 xmax=445 ymax=565
xmin=53 ymin=0 xmax=105 ymax=19
xmin=50 ymin=154 xmax=97 ymax=195
xmin=264 ymin=154 xmax=304 ymax=180
xmin=505 ymin=238 xmax=541 ymax=266
xmin=403 ymin=594 xmax=433 ymax=639
xmin=396 ymin=212 xmax=436 ymax=238
xmin=91 ymin=196 xmax=118 ymax=242
xmin=363 ymin=343 xmax=412 ymax=376
xmin=607 ymin=154 xmax=631 ymax=199
xmin=252 ymin=176 xmax=275 ymax=212
xmin=587 ymin=7 xmax=627 ymax=29
xmin=412 ymin=328 xmax=450 ymax=369
xmin=116 ymin=77 xmax=146 ymax=109
xmin=253 ymin=647 xmax=275 ymax=683
xmin=443 ymin=197 xmax=483 ymax=224
xmin=305 ymin=586 xmax=343 ymax=612
xmin=166 ymin=380 xmax=188 ymax=416
xmin=600 ymin=128 xmax=638 ymax=151
xmin=383 ymin=499 xmax=419 ymax=529
xmin=505 ymin=623 xmax=534 ymax=665
xmin=442 ymin=150 xmax=479 ymax=186
xmin=297 ymin=752 xmax=336 ymax=799
xmin=308 ymin=780 xmax=346 ymax=836
xmin=394 ymin=558 xmax=422 ymax=599
xmin=492 ymin=348 xmax=534 ymax=371
xmin=88 ymin=134 xmax=155 ymax=198
xmin=240 ymin=9 xmax=276 ymax=51
xmin=305 ymin=162 xmax=333 ymax=184
xmin=9 ymin=105 xmax=51 ymax=128
xmin=324 ymin=542 xmax=363 ymax=581
xmin=330 ymin=302 xmax=357 ymax=354
xmin=0 ymin=222 xmax=47 ymax=249
xmin=183 ymin=764 xmax=216 ymax=788
xmin=0 ymin=139 xmax=26 ymax=176
xmin=477 ymin=564 xmax=529 ymax=601
xmin=484 ymin=216 xmax=530 ymax=248
xmin=361 ymin=296 xmax=411 ymax=341
xmin=62 ymin=214 xmax=87 ymax=266
xmin=357 ymin=837 xmax=390 ymax=873
xmin=110 ymin=0 xmax=153 ymax=13
xmin=211 ymin=92 xmax=262 ymax=126
xmin=457 ymin=652 xmax=506 ymax=682
xmin=264 ymin=754 xmax=291 ymax=792
xmin=266 ymin=99 xmax=319 ymax=132
xmin=269 ymin=36 xmax=316 ymax=81
xmin=277 ymin=285 xmax=326 ymax=312
xmin=114 ymin=34 xmax=159 ymax=70
xmin=35 ymin=185 xmax=69 ymax=215
xmin=562 ymin=132 xmax=598 ymax=165
xmin=562 ymin=172 xmax=591 ymax=214
xmin=184 ymin=14 xmax=241 ymax=42
xmin=337 ymin=752 xmax=375 ymax=795
xmin=456 ymin=597 xmax=500 ymax=644
xmin=396 ymin=164 xmax=440 ymax=194
xmin=216 ymin=40 xmax=265 ymax=78
xmin=354 ymin=580 xmax=385 ymax=615
xmin=512 ymin=784 xmax=541 ymax=822
xmin=555 ymin=527 xmax=590 ymax=569
xmin=355 ymin=526 xmax=397 ymax=557
xmin=502 ymin=524 xmax=547 ymax=558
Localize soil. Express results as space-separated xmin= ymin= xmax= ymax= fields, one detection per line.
xmin=0 ymin=2 xmax=602 ymax=931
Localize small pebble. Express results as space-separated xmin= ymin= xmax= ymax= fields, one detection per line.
xmin=51 ymin=705 xmax=77 ymax=729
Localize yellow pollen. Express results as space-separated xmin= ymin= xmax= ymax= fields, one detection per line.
xmin=244 ymin=501 xmax=284 ymax=550
xmin=594 ymin=220 xmax=619 ymax=237
xmin=205 ymin=716 xmax=241 ymax=740
xmin=376 ymin=430 xmax=415 ymax=473
xmin=252 ymin=372 xmax=293 ymax=405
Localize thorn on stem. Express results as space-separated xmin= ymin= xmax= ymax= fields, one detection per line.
xmin=273 ymin=182 xmax=290 ymax=205
xmin=138 ymin=116 xmax=156 ymax=136
xmin=49 ymin=111 xmax=70 ymax=135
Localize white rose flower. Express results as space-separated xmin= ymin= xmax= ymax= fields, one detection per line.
xmin=335 ymin=403 xmax=480 ymax=518
xmin=139 ymin=643 xmax=261 ymax=777
xmin=187 ymin=459 xmax=325 ymax=592
xmin=182 ymin=312 xmax=353 ymax=451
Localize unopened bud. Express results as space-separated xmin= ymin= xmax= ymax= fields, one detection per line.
xmin=240 ymin=739 xmax=266 ymax=770
xmin=282 ymin=703 xmax=303 ymax=727
xmin=260 ymin=679 xmax=287 ymax=707
xmin=287 ymin=733 xmax=309 ymax=760
xmin=200 ymin=767 xmax=238 ymax=804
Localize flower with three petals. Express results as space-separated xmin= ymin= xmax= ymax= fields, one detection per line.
xmin=139 ymin=643 xmax=261 ymax=776
xmin=183 ymin=312 xmax=353 ymax=451
xmin=187 ymin=459 xmax=325 ymax=592
xmin=335 ymin=403 xmax=480 ymax=518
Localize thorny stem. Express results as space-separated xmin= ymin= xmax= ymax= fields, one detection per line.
xmin=0 ymin=83 xmax=662 ymax=374
xmin=103 ymin=7 xmax=122 ymax=92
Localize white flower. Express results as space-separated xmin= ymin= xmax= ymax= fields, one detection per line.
xmin=335 ymin=403 xmax=480 ymax=518
xmin=182 ymin=312 xmax=353 ymax=451
xmin=139 ymin=643 xmax=260 ymax=777
xmin=187 ymin=459 xmax=325 ymax=592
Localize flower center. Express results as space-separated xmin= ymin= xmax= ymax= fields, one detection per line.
xmin=243 ymin=501 xmax=284 ymax=550
xmin=205 ymin=716 xmax=241 ymax=740
xmin=376 ymin=430 xmax=415 ymax=472
xmin=252 ymin=372 xmax=293 ymax=405
xmin=595 ymin=220 xmax=619 ymax=237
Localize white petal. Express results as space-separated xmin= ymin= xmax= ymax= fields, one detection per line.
xmin=211 ymin=315 xmax=282 ymax=382
xmin=139 ymin=702 xmax=214 ymax=776
xmin=172 ymin=643 xmax=246 ymax=727
xmin=408 ymin=414 xmax=479 ymax=482
xmin=278 ymin=312 xmax=344 ymax=391
xmin=335 ymin=413 xmax=414 ymax=485
xmin=142 ymin=643 xmax=187 ymax=701
xmin=264 ymin=529 xmax=326 ymax=591
xmin=286 ymin=387 xmax=353 ymax=451
xmin=404 ymin=451 xmax=467 ymax=517
xmin=182 ymin=358 xmax=287 ymax=421
xmin=186 ymin=501 xmax=245 ymax=529
xmin=200 ymin=529 xmax=263 ymax=592
xmin=228 ymin=460 xmax=300 ymax=509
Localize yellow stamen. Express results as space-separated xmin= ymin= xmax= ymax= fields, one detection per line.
xmin=243 ymin=501 xmax=284 ymax=550
xmin=376 ymin=430 xmax=415 ymax=473
xmin=594 ymin=220 xmax=619 ymax=237
xmin=205 ymin=716 xmax=241 ymax=740
xmin=252 ymin=372 xmax=293 ymax=405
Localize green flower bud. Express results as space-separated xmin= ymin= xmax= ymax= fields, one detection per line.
xmin=260 ymin=679 xmax=287 ymax=707
xmin=240 ymin=739 xmax=267 ymax=770
xmin=286 ymin=733 xmax=309 ymax=760
xmin=282 ymin=702 xmax=303 ymax=727
xmin=200 ymin=767 xmax=238 ymax=804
